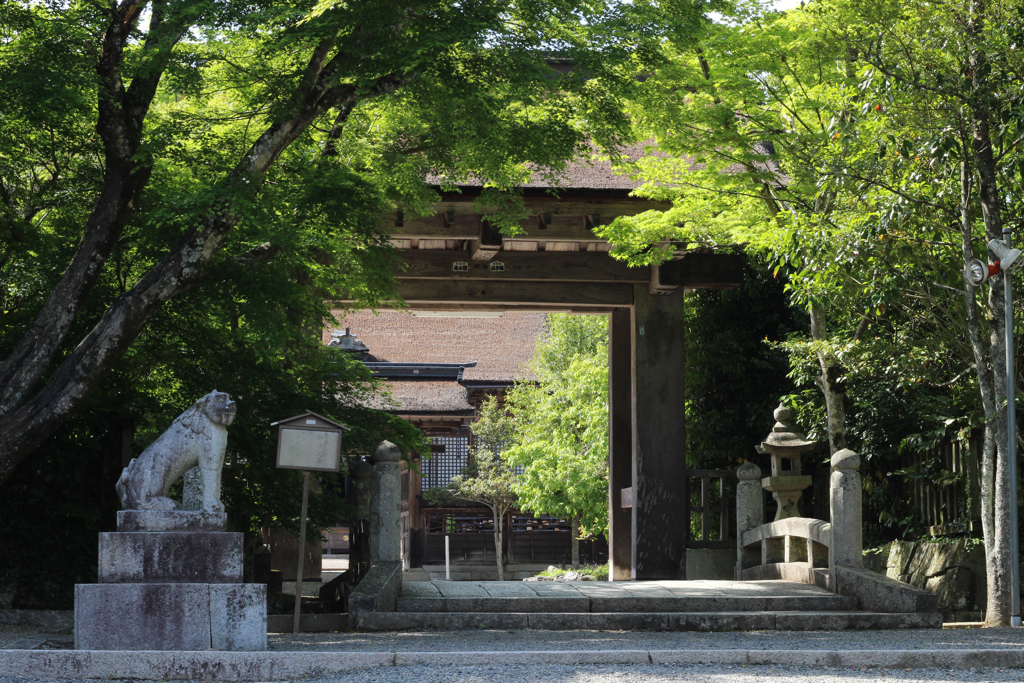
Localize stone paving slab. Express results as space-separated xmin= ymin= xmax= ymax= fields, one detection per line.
xmin=401 ymin=582 xmax=443 ymax=598
xmin=481 ymin=582 xmax=540 ymax=597
xmin=557 ymin=584 xmax=625 ymax=597
xmin=398 ymin=580 xmax=858 ymax=615
xmin=269 ymin=626 xmax=1023 ymax=652
xmin=524 ymin=582 xmax=589 ymax=596
xmin=396 ymin=597 xmax=592 ymax=613
xmin=423 ymin=580 xmax=846 ymax=599
xmin=431 ymin=581 xmax=490 ymax=598
xmin=586 ymin=595 xmax=856 ymax=613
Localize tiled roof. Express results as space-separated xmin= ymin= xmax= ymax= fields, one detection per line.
xmin=430 ymin=140 xmax=782 ymax=191
xmin=327 ymin=309 xmax=546 ymax=386
xmin=379 ymin=380 xmax=474 ymax=413
xmin=429 ymin=142 xmax=657 ymax=192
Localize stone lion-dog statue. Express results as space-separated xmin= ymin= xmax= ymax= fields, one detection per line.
xmin=116 ymin=391 xmax=237 ymax=512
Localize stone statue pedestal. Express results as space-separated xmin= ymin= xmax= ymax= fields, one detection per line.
xmin=74 ymin=511 xmax=266 ymax=651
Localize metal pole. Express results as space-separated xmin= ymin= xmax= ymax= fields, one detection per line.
xmin=1005 ymin=227 xmax=1021 ymax=628
xmin=445 ymin=535 xmax=451 ymax=580
xmin=292 ymin=471 xmax=310 ymax=634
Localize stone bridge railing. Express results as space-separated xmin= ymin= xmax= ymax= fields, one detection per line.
xmin=736 ymin=449 xmax=862 ymax=590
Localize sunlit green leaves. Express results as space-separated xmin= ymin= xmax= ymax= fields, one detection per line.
xmin=503 ymin=314 xmax=610 ymax=538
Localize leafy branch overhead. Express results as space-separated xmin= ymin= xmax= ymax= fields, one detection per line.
xmin=0 ymin=0 xmax=697 ymax=487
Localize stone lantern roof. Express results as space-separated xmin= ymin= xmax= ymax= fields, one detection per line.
xmin=757 ymin=405 xmax=817 ymax=454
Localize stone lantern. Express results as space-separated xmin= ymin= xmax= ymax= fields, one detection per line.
xmin=756 ymin=404 xmax=818 ymax=520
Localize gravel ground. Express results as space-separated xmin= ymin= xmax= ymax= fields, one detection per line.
xmin=268 ymin=628 xmax=1024 ymax=652
xmin=3 ymin=663 xmax=1024 ymax=683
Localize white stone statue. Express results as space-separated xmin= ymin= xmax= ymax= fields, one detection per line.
xmin=116 ymin=391 xmax=237 ymax=512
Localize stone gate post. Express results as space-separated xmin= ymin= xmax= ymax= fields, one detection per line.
xmin=735 ymin=462 xmax=763 ymax=579
xmin=829 ymin=448 xmax=863 ymax=572
xmin=369 ymin=441 xmax=402 ymax=563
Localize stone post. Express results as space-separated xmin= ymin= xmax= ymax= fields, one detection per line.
xmin=369 ymin=441 xmax=402 ymax=564
xmin=829 ymin=448 xmax=863 ymax=571
xmin=735 ymin=462 xmax=763 ymax=579
xmin=350 ymin=458 xmax=373 ymax=522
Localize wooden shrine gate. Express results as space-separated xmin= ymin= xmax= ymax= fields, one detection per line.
xmin=338 ymin=182 xmax=743 ymax=580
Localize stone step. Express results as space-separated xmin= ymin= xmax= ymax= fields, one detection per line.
xmin=395 ymin=594 xmax=857 ymax=613
xmin=359 ymin=610 xmax=943 ymax=632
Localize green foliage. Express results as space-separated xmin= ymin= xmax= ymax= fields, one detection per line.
xmin=534 ymin=563 xmax=609 ymax=581
xmin=504 ymin=314 xmax=610 ymax=538
xmin=685 ymin=255 xmax=801 ymax=468
xmin=470 ymin=397 xmax=517 ymax=456
xmin=444 ymin=448 xmax=519 ymax=514
xmin=424 ymin=402 xmax=519 ymax=511
xmin=591 ymin=0 xmax=1024 ymax=545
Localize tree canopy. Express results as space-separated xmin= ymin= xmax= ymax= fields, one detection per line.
xmin=596 ymin=0 xmax=1024 ymax=626
xmin=0 ymin=0 xmax=708 ymax=486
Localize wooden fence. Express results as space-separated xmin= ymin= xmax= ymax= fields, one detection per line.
xmin=686 ymin=469 xmax=734 ymax=549
xmin=902 ymin=431 xmax=981 ymax=536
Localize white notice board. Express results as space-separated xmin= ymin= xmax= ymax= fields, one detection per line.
xmin=277 ymin=428 xmax=341 ymax=472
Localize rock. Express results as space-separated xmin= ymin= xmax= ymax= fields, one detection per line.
xmin=862 ymin=545 xmax=889 ymax=575
xmin=563 ymin=571 xmax=581 ymax=581
xmin=523 ymin=577 xmax=540 ymax=582
xmin=927 ymin=566 xmax=977 ymax=612
xmin=581 ymin=575 xmax=595 ymax=581
xmin=547 ymin=566 xmax=558 ymax=572
xmin=888 ymin=540 xmax=916 ymax=579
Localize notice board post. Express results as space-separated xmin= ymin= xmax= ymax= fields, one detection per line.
xmin=272 ymin=411 xmax=351 ymax=634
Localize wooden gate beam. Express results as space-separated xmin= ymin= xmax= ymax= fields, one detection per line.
xmin=631 ymin=282 xmax=689 ymax=579
xmin=396 ymin=250 xmax=651 ymax=283
xmin=608 ymin=307 xmax=633 ymax=581
xmin=387 ymin=279 xmax=635 ymax=308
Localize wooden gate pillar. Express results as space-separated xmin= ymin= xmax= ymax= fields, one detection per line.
xmin=608 ymin=307 xmax=633 ymax=580
xmin=631 ymin=283 xmax=688 ymax=579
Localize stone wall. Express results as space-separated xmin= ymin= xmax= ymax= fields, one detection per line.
xmin=863 ymin=539 xmax=986 ymax=622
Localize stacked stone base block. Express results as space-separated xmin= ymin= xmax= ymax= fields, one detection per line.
xmin=75 ymin=583 xmax=265 ymax=650
xmin=75 ymin=511 xmax=266 ymax=651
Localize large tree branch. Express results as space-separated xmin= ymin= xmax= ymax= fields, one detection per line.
xmin=0 ymin=72 xmax=411 ymax=485
xmin=0 ymin=0 xmax=194 ymax=417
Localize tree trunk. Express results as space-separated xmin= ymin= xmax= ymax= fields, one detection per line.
xmin=810 ymin=304 xmax=847 ymax=455
xmin=964 ymin=0 xmax=1014 ymax=626
xmin=571 ymin=516 xmax=580 ymax=567
xmin=0 ymin=1 xmax=191 ymax=417
xmin=493 ymin=506 xmax=505 ymax=581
